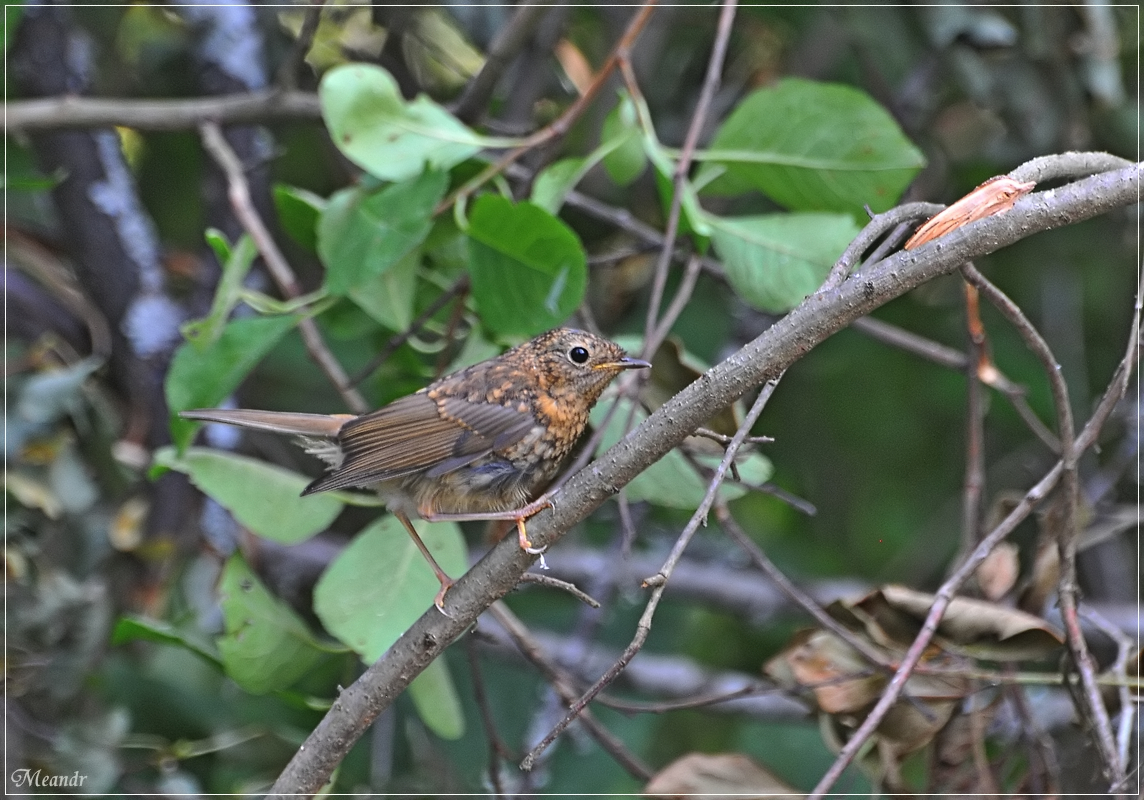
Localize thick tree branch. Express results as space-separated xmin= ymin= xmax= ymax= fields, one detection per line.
xmin=267 ymin=161 xmax=1140 ymax=798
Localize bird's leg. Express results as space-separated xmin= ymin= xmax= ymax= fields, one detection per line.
xmin=418 ymin=494 xmax=556 ymax=555
xmin=394 ymin=511 xmax=454 ymax=612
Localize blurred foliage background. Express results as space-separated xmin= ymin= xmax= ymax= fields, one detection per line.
xmin=5 ymin=2 xmax=1139 ymax=796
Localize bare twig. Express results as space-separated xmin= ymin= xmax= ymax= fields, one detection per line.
xmin=962 ymin=262 xmax=1122 ymax=784
xmin=959 ymin=280 xmax=988 ymax=559
xmin=278 ymin=0 xmax=326 ymax=90
xmin=521 ymin=374 xmax=777 ymax=770
xmin=648 ymin=254 xmax=703 ymax=352
xmin=7 ymin=91 xmax=321 ymax=132
xmin=641 ymin=0 xmax=737 ymax=358
xmin=487 ymin=603 xmax=654 ymax=781
xmin=820 ymin=202 xmax=943 ymax=291
xmin=199 ymin=121 xmax=368 ymax=414
xmin=1079 ymin=606 xmax=1138 ymax=780
xmin=517 ymin=572 xmax=601 ymax=608
xmin=715 ymin=503 xmax=891 ymax=668
xmin=454 ymin=0 xmax=552 ymax=123
xmin=349 ymin=275 xmax=470 ymax=388
xmin=463 ymin=635 xmax=509 ymax=795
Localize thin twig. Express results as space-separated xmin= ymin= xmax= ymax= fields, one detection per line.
xmin=454 ymin=0 xmax=551 ymax=123
xmin=641 ymin=0 xmax=737 ymax=359
xmin=1079 ymin=606 xmax=1138 ymax=780
xmin=715 ymin=502 xmax=891 ymax=668
xmin=517 ymin=573 xmax=601 ymax=608
xmin=487 ymin=602 xmax=655 ymax=781
xmin=278 ymin=0 xmax=326 ymax=90
xmin=959 ymin=280 xmax=988 ymax=561
xmin=820 ymin=202 xmax=943 ymax=292
xmin=463 ymin=635 xmax=509 ymax=795
xmin=200 ymin=122 xmax=368 ymax=413
xmin=649 ymin=254 xmax=703 ymax=350
xmin=521 ymin=374 xmax=777 ymax=770
xmin=594 ymin=684 xmax=771 ymax=714
xmin=349 ymin=275 xmax=470 ymax=387
xmin=962 ymin=262 xmax=1122 ymax=784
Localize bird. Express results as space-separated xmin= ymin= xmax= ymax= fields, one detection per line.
xmin=181 ymin=328 xmax=650 ymax=609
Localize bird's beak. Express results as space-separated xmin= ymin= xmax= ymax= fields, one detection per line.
xmin=594 ymin=356 xmax=652 ymax=371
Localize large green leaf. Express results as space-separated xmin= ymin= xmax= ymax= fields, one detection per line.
xmin=408 ymin=659 xmax=465 ymax=740
xmin=347 ymin=249 xmax=419 ymax=332
xmin=320 ymin=63 xmax=492 ymax=181
xmin=701 ymin=78 xmax=924 ymax=216
xmin=709 ymin=212 xmax=860 ymax=312
xmin=314 ymin=516 xmax=467 ymax=660
xmin=154 ymin=447 xmax=343 ymax=544
xmin=216 ymin=555 xmax=326 ymax=694
xmin=467 ymin=195 xmax=587 ymax=336
xmin=166 ymin=314 xmax=298 ymax=449
xmin=317 ymin=170 xmax=446 ymax=295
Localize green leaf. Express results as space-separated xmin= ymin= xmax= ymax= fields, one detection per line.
xmin=602 ymin=94 xmax=647 ymax=186
xmin=216 ymin=555 xmax=326 ymax=694
xmin=530 ymin=156 xmax=590 ymax=215
xmin=274 ymin=184 xmax=326 ymax=253
xmin=591 ymin=398 xmax=772 ymax=509
xmin=317 ymin=170 xmax=447 ymax=295
xmin=347 ymin=249 xmax=419 ymax=331
xmin=314 ymin=516 xmax=467 ymax=661
xmin=204 ymin=227 xmax=231 ymax=264
xmin=111 ymin=614 xmax=222 ymax=668
xmin=408 ymin=659 xmax=465 ymax=740
xmin=700 ymin=78 xmax=925 ymax=216
xmin=154 ymin=447 xmax=343 ymax=544
xmin=709 ymin=212 xmax=860 ymax=312
xmin=180 ymin=234 xmax=258 ymax=346
xmin=320 ymin=63 xmax=500 ymax=181
xmin=467 ymin=195 xmax=587 ymax=336
xmin=166 ymin=313 xmax=298 ymax=449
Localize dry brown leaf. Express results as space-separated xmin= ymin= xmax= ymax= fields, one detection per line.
xmin=780 ymin=630 xmax=884 ymax=714
xmin=904 ymin=176 xmax=1036 ymax=250
xmin=644 ymin=752 xmax=801 ymax=799
xmin=555 ymin=39 xmax=594 ymax=96
xmin=975 ymin=541 xmax=1020 ymax=601
xmin=876 ymin=585 xmax=1063 ymax=660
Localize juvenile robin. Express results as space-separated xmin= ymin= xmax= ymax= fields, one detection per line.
xmin=181 ymin=328 xmax=649 ymax=609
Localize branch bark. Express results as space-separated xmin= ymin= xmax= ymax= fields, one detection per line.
xmin=6 ymin=90 xmax=322 ymax=132
xmin=265 ymin=160 xmax=1141 ymax=798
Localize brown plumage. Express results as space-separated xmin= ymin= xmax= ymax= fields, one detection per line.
xmin=181 ymin=328 xmax=649 ymax=609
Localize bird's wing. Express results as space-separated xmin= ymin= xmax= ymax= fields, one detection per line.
xmin=302 ymin=393 xmax=535 ymax=494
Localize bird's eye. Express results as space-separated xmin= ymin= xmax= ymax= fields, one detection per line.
xmin=569 ymin=346 xmax=590 ymax=364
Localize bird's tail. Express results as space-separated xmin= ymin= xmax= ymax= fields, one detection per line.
xmin=179 ymin=408 xmax=352 ymax=437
